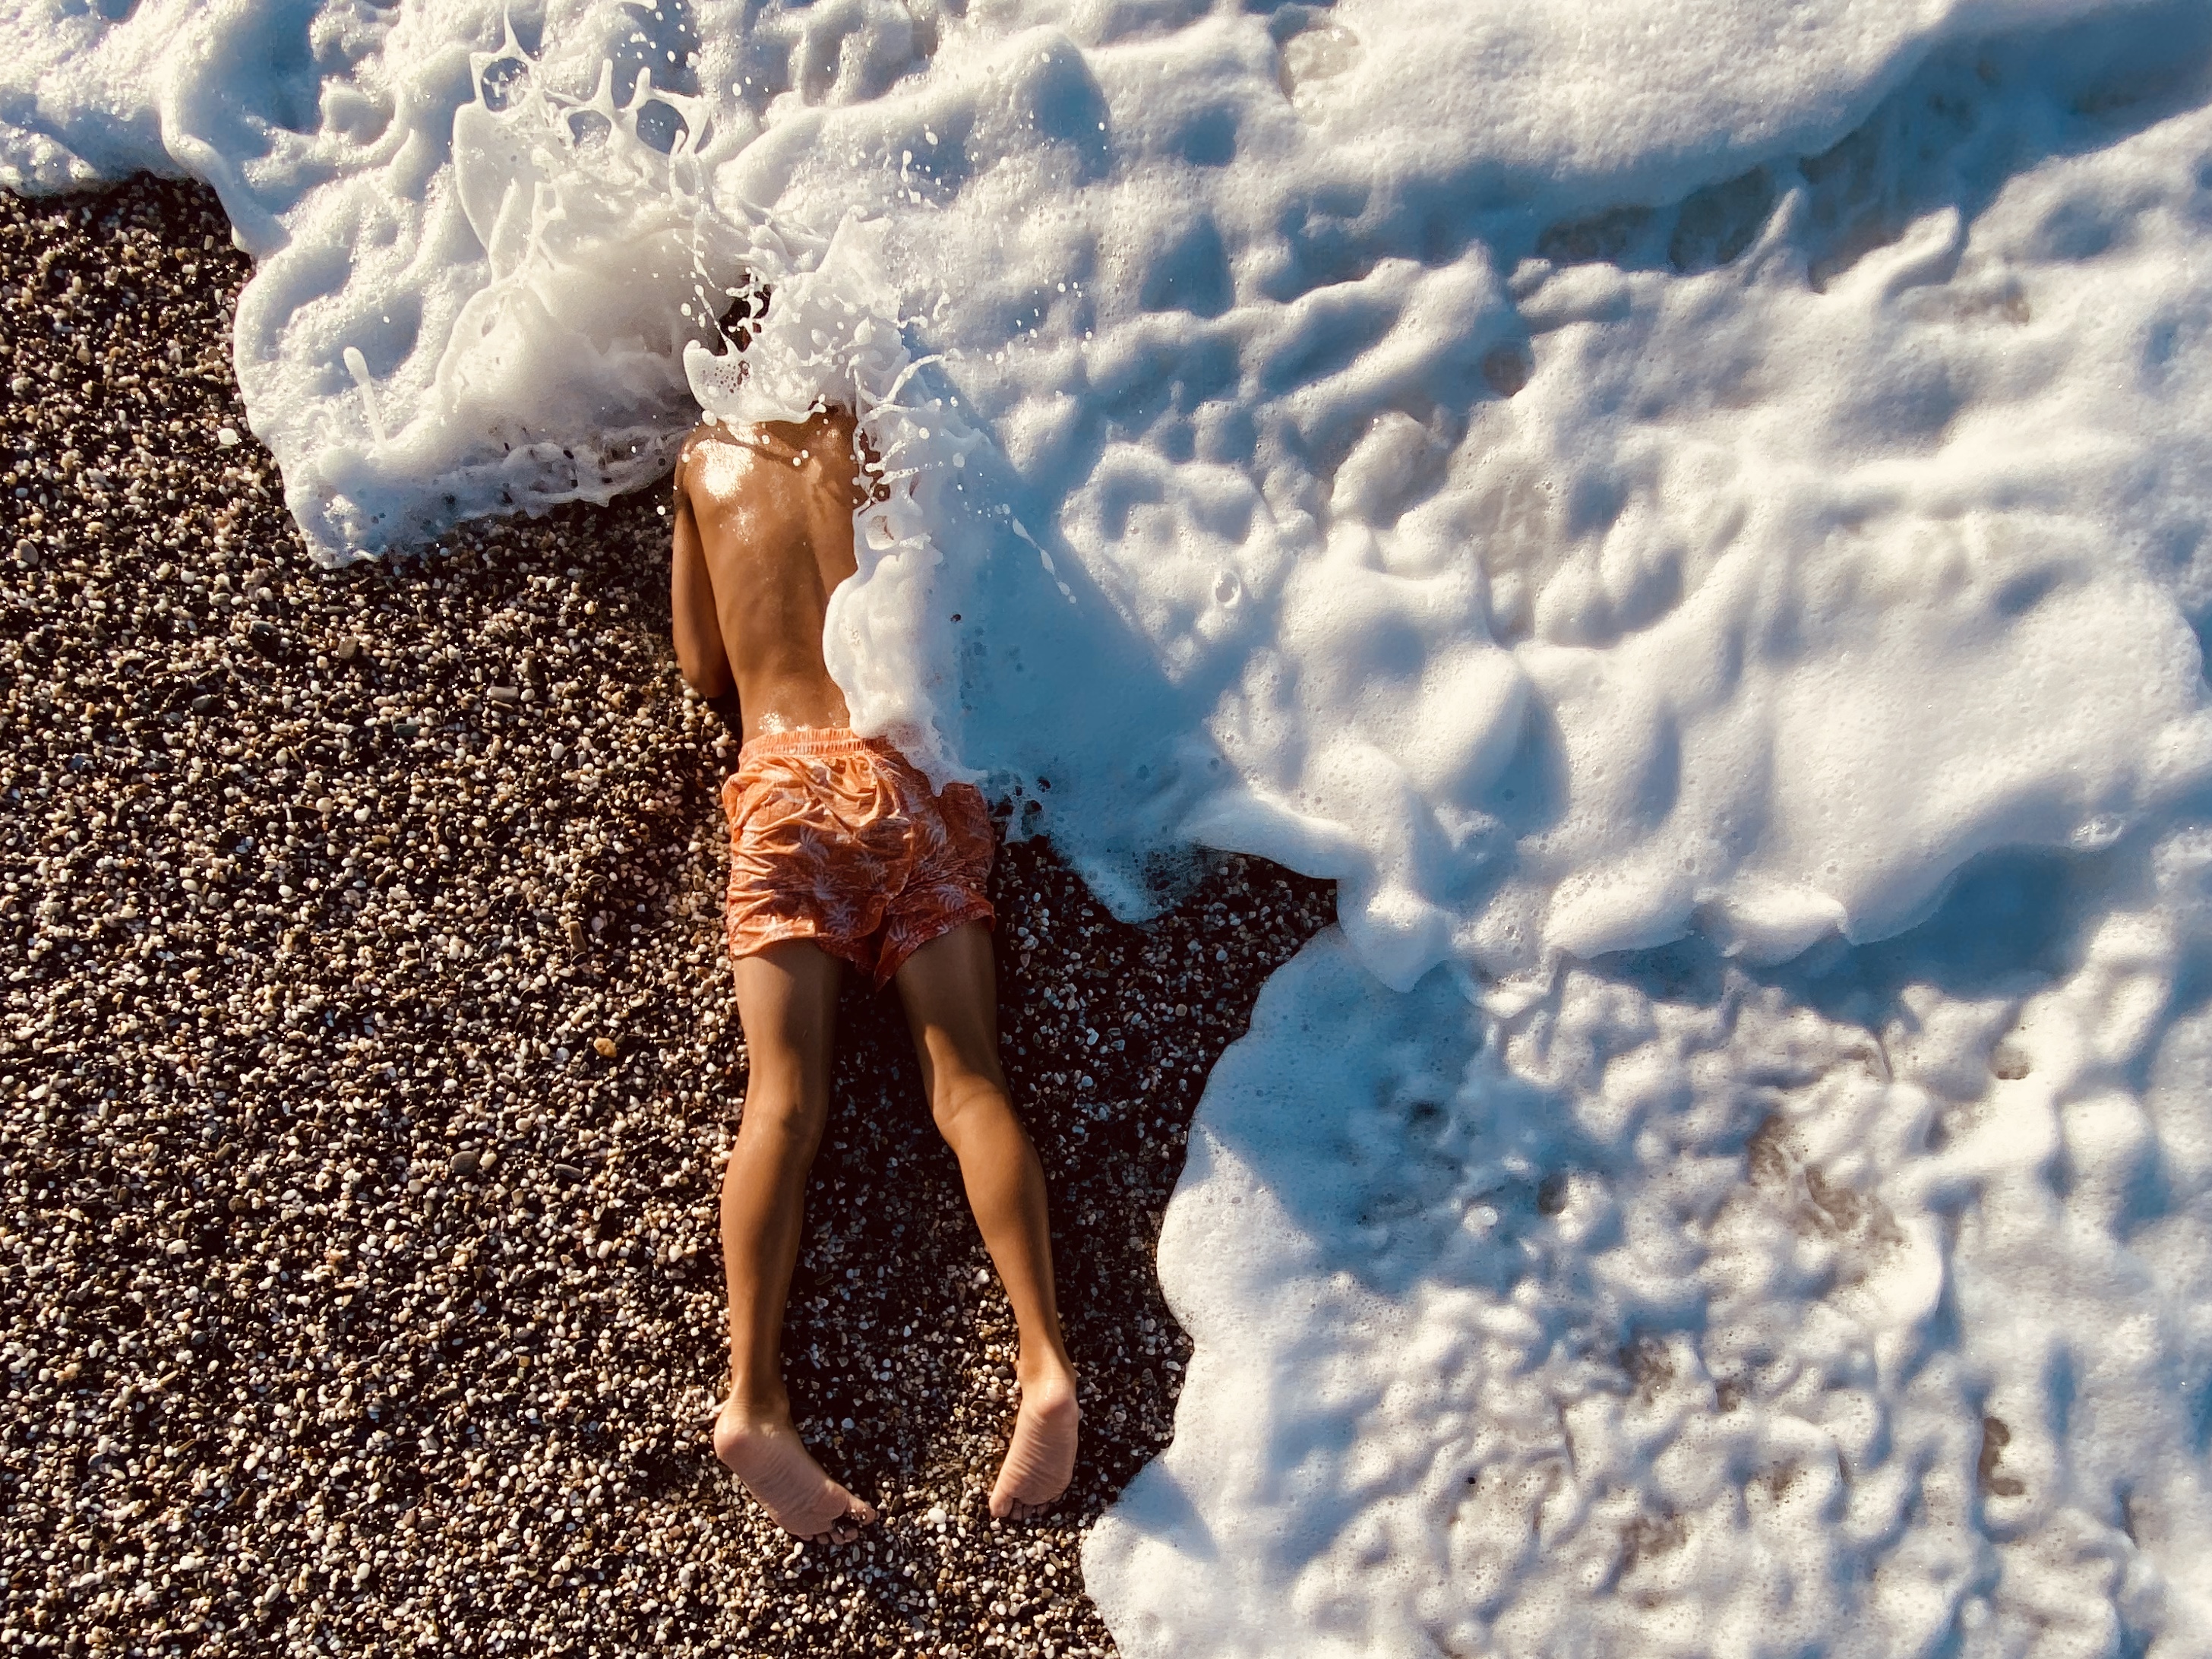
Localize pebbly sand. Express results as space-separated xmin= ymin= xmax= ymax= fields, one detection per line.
xmin=0 ymin=178 xmax=1335 ymax=1657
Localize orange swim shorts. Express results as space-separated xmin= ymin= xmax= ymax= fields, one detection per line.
xmin=722 ymin=728 xmax=996 ymax=987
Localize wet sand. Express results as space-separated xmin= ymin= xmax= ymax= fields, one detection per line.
xmin=0 ymin=178 xmax=1334 ymax=1657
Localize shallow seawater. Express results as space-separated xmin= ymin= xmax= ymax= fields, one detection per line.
xmin=11 ymin=0 xmax=2212 ymax=1650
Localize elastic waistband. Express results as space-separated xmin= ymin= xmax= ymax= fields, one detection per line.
xmin=736 ymin=726 xmax=899 ymax=764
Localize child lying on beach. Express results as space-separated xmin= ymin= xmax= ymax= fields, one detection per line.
xmin=669 ymin=403 xmax=1080 ymax=1545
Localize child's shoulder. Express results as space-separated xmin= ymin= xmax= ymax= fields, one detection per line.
xmin=674 ymin=418 xmax=728 ymax=482
xmin=673 ymin=418 xmax=763 ymax=504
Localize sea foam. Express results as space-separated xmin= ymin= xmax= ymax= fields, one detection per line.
xmin=11 ymin=0 xmax=2212 ymax=1651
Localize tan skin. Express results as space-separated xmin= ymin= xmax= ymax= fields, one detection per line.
xmin=672 ymin=406 xmax=1079 ymax=1544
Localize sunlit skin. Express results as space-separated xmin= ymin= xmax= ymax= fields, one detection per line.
xmin=671 ymin=406 xmax=1080 ymax=1544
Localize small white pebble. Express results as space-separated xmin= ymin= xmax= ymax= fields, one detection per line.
xmin=216 ymin=426 xmax=240 ymax=447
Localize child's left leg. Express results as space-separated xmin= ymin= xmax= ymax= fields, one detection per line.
xmin=894 ymin=921 xmax=1080 ymax=1519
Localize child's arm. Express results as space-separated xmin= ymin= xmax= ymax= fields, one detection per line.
xmin=670 ymin=456 xmax=736 ymax=700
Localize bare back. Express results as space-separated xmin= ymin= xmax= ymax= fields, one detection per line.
xmin=671 ymin=406 xmax=863 ymax=741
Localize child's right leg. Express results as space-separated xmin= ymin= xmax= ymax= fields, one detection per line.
xmin=713 ymin=939 xmax=877 ymax=1544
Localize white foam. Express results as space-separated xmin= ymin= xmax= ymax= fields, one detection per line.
xmin=1086 ymin=859 xmax=2212 ymax=1652
xmin=15 ymin=1 xmax=2212 ymax=1650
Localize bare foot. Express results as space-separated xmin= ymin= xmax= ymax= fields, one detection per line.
xmin=714 ymin=1401 xmax=877 ymax=1544
xmin=990 ymin=1364 xmax=1079 ymax=1520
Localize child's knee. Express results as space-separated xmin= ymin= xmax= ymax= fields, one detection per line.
xmin=928 ymin=1066 xmax=1012 ymax=1138
xmin=736 ymin=1085 xmax=828 ymax=1146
